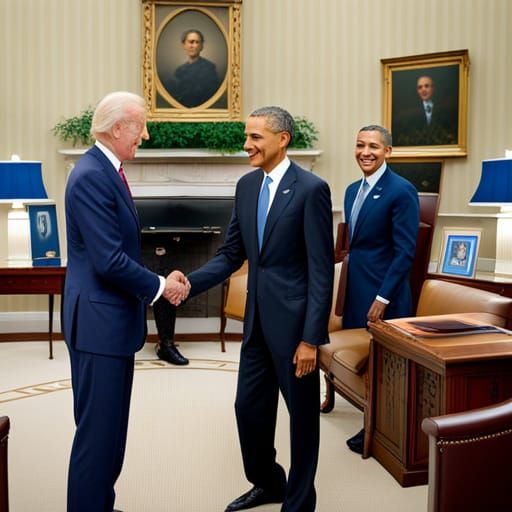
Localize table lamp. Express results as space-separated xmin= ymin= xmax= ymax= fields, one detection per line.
xmin=0 ymin=157 xmax=49 ymax=260
xmin=469 ymin=156 xmax=512 ymax=275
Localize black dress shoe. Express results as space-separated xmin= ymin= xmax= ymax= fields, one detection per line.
xmin=225 ymin=486 xmax=285 ymax=511
xmin=346 ymin=428 xmax=364 ymax=454
xmin=156 ymin=342 xmax=189 ymax=365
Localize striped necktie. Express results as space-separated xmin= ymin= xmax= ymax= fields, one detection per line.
xmin=349 ymin=179 xmax=369 ymax=238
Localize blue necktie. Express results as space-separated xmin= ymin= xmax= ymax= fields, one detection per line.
xmin=257 ymin=175 xmax=273 ymax=250
xmin=349 ymin=179 xmax=369 ymax=239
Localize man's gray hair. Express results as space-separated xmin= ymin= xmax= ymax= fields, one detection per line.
xmin=90 ymin=91 xmax=145 ymax=139
xmin=359 ymin=125 xmax=392 ymax=147
xmin=249 ymin=106 xmax=295 ymax=145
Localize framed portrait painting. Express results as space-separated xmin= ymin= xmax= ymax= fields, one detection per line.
xmin=141 ymin=0 xmax=242 ymax=121
xmin=388 ymin=158 xmax=443 ymax=194
xmin=28 ymin=203 xmax=61 ymax=266
xmin=382 ymin=50 xmax=469 ymax=158
xmin=438 ymin=228 xmax=481 ymax=278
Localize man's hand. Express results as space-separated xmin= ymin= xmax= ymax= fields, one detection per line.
xmin=293 ymin=341 xmax=317 ymax=378
xmin=367 ymin=299 xmax=387 ymax=323
xmin=162 ymin=270 xmax=191 ymax=306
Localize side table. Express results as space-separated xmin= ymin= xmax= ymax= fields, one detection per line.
xmin=0 ymin=262 xmax=66 ymax=359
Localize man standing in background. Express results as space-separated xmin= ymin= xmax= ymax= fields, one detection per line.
xmin=343 ymin=125 xmax=419 ymax=454
xmin=63 ymin=91 xmax=189 ymax=512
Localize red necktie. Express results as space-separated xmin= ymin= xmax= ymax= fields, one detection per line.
xmin=118 ymin=165 xmax=132 ymax=197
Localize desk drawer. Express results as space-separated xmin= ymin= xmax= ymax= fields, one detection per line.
xmin=0 ymin=275 xmax=63 ymax=294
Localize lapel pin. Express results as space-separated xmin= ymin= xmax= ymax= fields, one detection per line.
xmin=282 ymin=189 xmax=290 ymax=194
xmin=373 ymin=194 xmax=381 ymax=199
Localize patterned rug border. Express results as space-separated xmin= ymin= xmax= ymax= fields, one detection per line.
xmin=0 ymin=358 xmax=239 ymax=404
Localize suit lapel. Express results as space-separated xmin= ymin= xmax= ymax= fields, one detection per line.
xmin=260 ymin=164 xmax=296 ymax=252
xmin=352 ymin=168 xmax=390 ymax=242
xmin=89 ymin=146 xmax=140 ymax=229
xmin=346 ymin=181 xmax=360 ymax=221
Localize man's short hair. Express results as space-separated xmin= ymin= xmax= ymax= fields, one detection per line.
xmin=90 ymin=91 xmax=145 ymax=139
xmin=359 ymin=124 xmax=392 ymax=147
xmin=249 ymin=106 xmax=295 ymax=146
xmin=181 ymin=29 xmax=205 ymax=44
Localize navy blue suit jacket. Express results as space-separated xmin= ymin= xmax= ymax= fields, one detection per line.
xmin=63 ymin=145 xmax=160 ymax=356
xmin=343 ymin=167 xmax=419 ymax=328
xmin=188 ymin=161 xmax=334 ymax=358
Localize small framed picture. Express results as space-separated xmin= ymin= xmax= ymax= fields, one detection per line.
xmin=438 ymin=228 xmax=481 ymax=278
xmin=28 ymin=203 xmax=61 ymax=265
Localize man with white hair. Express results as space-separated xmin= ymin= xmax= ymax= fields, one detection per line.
xmin=63 ymin=91 xmax=189 ymax=512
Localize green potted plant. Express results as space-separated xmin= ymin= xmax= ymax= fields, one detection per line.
xmin=53 ymin=108 xmax=319 ymax=152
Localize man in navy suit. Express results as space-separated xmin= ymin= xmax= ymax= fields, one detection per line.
xmin=187 ymin=106 xmax=334 ymax=511
xmin=63 ymin=91 xmax=189 ymax=512
xmin=343 ymin=125 xmax=419 ymax=453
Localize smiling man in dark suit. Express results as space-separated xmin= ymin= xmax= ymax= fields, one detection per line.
xmin=343 ymin=125 xmax=419 ymax=454
xmin=63 ymin=91 xmax=189 ymax=512
xmin=187 ymin=106 xmax=334 ymax=511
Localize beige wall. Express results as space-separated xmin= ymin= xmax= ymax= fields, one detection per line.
xmin=0 ymin=0 xmax=511 ymax=312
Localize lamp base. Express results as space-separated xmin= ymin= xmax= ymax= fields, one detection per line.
xmin=495 ymin=216 xmax=512 ymax=276
xmin=7 ymin=206 xmax=31 ymax=261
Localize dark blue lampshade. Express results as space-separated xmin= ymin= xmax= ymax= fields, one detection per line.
xmin=0 ymin=161 xmax=48 ymax=201
xmin=469 ymin=158 xmax=512 ymax=206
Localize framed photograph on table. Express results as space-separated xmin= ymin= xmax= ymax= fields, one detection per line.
xmin=438 ymin=228 xmax=481 ymax=278
xmin=141 ymin=0 xmax=242 ymax=121
xmin=28 ymin=204 xmax=61 ymax=266
xmin=382 ymin=49 xmax=469 ymax=158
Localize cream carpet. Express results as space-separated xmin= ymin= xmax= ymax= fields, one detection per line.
xmin=0 ymin=341 xmax=427 ymax=511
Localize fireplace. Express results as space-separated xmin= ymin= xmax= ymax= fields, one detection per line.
xmin=135 ymin=196 xmax=234 ymax=318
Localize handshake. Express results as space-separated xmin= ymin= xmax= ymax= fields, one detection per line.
xmin=162 ymin=270 xmax=191 ymax=306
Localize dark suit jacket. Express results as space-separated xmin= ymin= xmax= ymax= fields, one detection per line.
xmin=393 ymin=100 xmax=458 ymax=146
xmin=63 ymin=145 xmax=160 ymax=356
xmin=188 ymin=161 xmax=334 ymax=358
xmin=343 ymin=167 xmax=419 ymax=328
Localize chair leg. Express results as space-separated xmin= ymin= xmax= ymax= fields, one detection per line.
xmin=320 ymin=373 xmax=335 ymax=413
xmin=220 ymin=315 xmax=227 ymax=352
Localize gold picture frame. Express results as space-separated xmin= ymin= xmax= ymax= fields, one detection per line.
xmin=382 ymin=50 xmax=469 ymax=158
xmin=141 ymin=0 xmax=242 ymax=121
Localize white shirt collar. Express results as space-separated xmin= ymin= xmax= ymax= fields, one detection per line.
xmin=362 ymin=161 xmax=387 ymax=191
xmin=95 ymin=140 xmax=121 ymax=172
xmin=259 ymin=156 xmax=291 ymax=212
xmin=263 ymin=156 xmax=290 ymax=188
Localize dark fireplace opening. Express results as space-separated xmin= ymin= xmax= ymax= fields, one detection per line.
xmin=135 ymin=197 xmax=234 ymax=318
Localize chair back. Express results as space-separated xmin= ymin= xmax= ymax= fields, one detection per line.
xmin=422 ymin=399 xmax=512 ymax=512
xmin=0 ymin=416 xmax=9 ymax=512
xmin=417 ymin=279 xmax=512 ymax=327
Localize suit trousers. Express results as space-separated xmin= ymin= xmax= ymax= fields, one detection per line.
xmin=235 ymin=311 xmax=320 ymax=512
xmin=66 ymin=346 xmax=134 ymax=512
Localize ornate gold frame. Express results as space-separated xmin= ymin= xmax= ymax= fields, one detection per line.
xmin=382 ymin=50 xmax=470 ymax=158
xmin=141 ymin=0 xmax=242 ymax=121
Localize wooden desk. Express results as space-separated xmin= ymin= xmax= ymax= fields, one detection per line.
xmin=0 ymin=263 xmax=66 ymax=359
xmin=366 ymin=315 xmax=512 ymax=487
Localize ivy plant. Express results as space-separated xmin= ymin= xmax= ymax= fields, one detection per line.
xmin=53 ymin=109 xmax=318 ymax=152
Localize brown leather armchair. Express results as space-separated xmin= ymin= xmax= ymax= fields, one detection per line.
xmin=0 ymin=416 xmax=9 ymax=512
xmin=219 ymin=261 xmax=248 ymax=352
xmin=422 ymin=399 xmax=512 ymax=512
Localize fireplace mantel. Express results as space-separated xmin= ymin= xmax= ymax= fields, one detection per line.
xmin=58 ymin=148 xmax=322 ymax=197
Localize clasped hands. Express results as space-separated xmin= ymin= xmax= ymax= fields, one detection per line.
xmin=162 ymin=270 xmax=190 ymax=306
